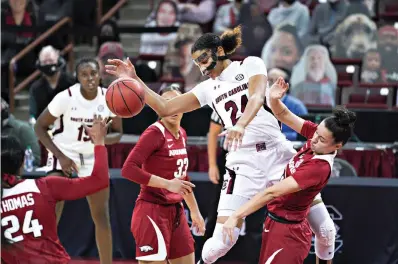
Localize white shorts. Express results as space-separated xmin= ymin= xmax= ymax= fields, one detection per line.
xmin=46 ymin=147 xmax=94 ymax=177
xmin=218 ymin=140 xmax=297 ymax=216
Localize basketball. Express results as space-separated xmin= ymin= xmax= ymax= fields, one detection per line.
xmin=105 ymin=78 xmax=145 ymax=118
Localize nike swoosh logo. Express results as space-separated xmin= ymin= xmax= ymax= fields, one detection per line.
xmin=168 ymin=144 xmax=174 ymax=148
xmin=265 ymin=248 xmax=283 ymax=264
xmin=136 ymin=216 xmax=167 ymax=261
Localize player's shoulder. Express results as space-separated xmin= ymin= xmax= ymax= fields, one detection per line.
xmin=304 ymin=157 xmax=332 ymax=175
xmin=55 ymin=83 xmax=79 ymax=99
xmin=240 ymin=56 xmax=264 ymax=67
xmin=3 ymin=179 xmax=41 ymax=199
xmin=144 ymin=122 xmax=167 ymax=138
xmin=179 ymin=126 xmax=188 ymax=139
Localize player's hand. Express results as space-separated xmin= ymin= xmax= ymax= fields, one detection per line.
xmin=208 ymin=165 xmax=220 ymax=184
xmin=166 ymin=178 xmax=196 ymax=195
xmin=220 ymin=124 xmax=245 ymax=151
xmin=105 ymin=57 xmax=137 ymax=79
xmin=191 ymin=211 xmax=206 ymax=236
xmin=269 ymin=77 xmax=289 ymax=101
xmin=83 ymin=115 xmax=113 ymax=146
xmin=58 ymin=155 xmax=78 ymax=177
xmin=222 ymin=215 xmax=239 ymax=245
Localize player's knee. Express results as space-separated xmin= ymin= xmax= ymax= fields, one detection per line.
xmin=314 ymin=218 xmax=336 ymax=260
xmin=201 ymin=223 xmax=240 ymax=263
xmin=315 ymin=218 xmax=336 ymax=246
xmin=91 ymin=207 xmax=111 ymax=228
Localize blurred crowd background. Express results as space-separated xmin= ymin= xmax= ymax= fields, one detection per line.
xmin=1 ymin=0 xmax=397 ymax=178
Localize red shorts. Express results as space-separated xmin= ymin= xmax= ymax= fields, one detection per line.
xmin=259 ymin=217 xmax=312 ymax=264
xmin=131 ymin=200 xmax=195 ymax=261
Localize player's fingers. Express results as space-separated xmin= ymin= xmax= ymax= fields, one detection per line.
xmin=218 ymin=130 xmax=227 ymax=137
xmin=181 ymin=180 xmax=195 ymax=188
xmin=127 ymin=57 xmax=134 ymax=68
xmin=71 ymin=161 xmax=79 ymax=172
xmin=182 ymin=184 xmax=193 ymax=194
xmin=105 ymin=119 xmax=113 ymax=129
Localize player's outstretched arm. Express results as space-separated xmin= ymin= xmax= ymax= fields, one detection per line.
xmin=106 ymin=58 xmax=201 ymax=117
xmin=269 ymin=77 xmax=306 ymax=134
xmin=121 ymin=127 xmax=195 ymax=195
xmin=44 ymin=116 xmax=112 ymax=201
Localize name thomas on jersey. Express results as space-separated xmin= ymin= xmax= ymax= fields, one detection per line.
xmin=1 ymin=194 xmax=35 ymax=213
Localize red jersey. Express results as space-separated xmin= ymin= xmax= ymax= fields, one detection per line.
xmin=1 ymin=146 xmax=109 ymax=264
xmin=122 ymin=121 xmax=189 ymax=205
xmin=267 ymin=121 xmax=335 ymax=222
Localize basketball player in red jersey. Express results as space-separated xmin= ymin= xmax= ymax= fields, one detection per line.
xmin=121 ymin=85 xmax=205 ymax=264
xmin=222 ymin=78 xmax=356 ymax=264
xmin=1 ymin=115 xmax=111 ymax=264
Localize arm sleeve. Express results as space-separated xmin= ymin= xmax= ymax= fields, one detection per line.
xmin=47 ymin=90 xmax=70 ymax=117
xmin=291 ymin=160 xmax=330 ymax=190
xmin=121 ymin=127 xmax=165 ymax=185
xmin=44 ymin=146 xmax=109 ymax=201
xmin=190 ymin=82 xmax=210 ymax=107
xmin=242 ymin=56 xmax=267 ymax=78
xmin=300 ymin=120 xmax=318 ymax=139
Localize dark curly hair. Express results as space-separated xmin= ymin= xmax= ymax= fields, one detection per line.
xmin=324 ymin=106 xmax=357 ymax=145
xmin=191 ymin=26 xmax=243 ymax=56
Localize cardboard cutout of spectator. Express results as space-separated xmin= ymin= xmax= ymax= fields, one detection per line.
xmin=162 ymin=23 xmax=205 ymax=92
xmin=238 ymin=1 xmax=272 ymax=57
xmin=290 ymin=45 xmax=337 ymax=106
xmin=97 ymin=19 xmax=121 ymax=53
xmin=360 ymin=48 xmax=384 ymax=83
xmin=377 ymin=25 xmax=398 ymax=83
xmin=261 ymin=24 xmax=303 ymax=71
xmin=140 ymin=0 xmax=180 ymax=56
xmin=97 ymin=42 xmax=124 ymax=87
xmin=330 ymin=14 xmax=377 ymax=59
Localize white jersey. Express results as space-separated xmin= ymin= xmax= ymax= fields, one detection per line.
xmin=48 ymin=83 xmax=115 ymax=155
xmin=191 ymin=56 xmax=284 ymax=146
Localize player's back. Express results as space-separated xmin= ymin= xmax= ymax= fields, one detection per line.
xmin=137 ymin=122 xmax=189 ymax=205
xmin=1 ymin=179 xmax=70 ymax=264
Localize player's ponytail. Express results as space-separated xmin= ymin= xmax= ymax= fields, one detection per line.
xmin=324 ymin=106 xmax=357 ymax=145
xmin=220 ymin=26 xmax=242 ymax=55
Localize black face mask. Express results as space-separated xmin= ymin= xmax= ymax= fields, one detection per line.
xmin=283 ymin=0 xmax=296 ymax=5
xmin=38 ymin=64 xmax=59 ymax=77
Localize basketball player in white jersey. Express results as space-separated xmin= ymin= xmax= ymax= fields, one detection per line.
xmin=106 ymin=26 xmax=335 ymax=264
xmin=35 ymin=58 xmax=123 ymax=264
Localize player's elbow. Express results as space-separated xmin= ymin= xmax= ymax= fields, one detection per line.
xmin=251 ymin=94 xmax=265 ymax=106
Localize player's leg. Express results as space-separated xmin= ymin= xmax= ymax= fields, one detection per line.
xmin=132 ymin=201 xmax=172 ymax=263
xmin=46 ymin=152 xmax=68 ymax=225
xmin=86 ymin=187 xmax=112 ymax=264
xmin=308 ymin=195 xmax=336 ymax=263
xmin=169 ymin=204 xmax=195 ymax=264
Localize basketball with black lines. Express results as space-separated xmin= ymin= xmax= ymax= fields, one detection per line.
xmin=105 ymin=78 xmax=145 ymax=118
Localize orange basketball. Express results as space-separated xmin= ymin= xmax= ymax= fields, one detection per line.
xmin=106 ymin=78 xmax=145 ymax=118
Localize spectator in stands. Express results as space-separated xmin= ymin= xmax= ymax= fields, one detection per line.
xmin=29 ymin=46 xmax=75 ymax=121
xmin=178 ymin=0 xmax=216 ymax=31
xmin=140 ymin=0 xmax=180 ymax=56
xmin=331 ymin=13 xmax=377 ymax=59
xmin=1 ymin=0 xmax=37 ymax=87
xmin=360 ymin=48 xmax=384 ymax=83
xmin=306 ymin=0 xmax=348 ymax=47
xmin=290 ymin=45 xmax=337 ymax=106
xmin=97 ymin=42 xmax=125 ymax=87
xmin=377 ymin=26 xmax=398 ymax=83
xmin=261 ymin=24 xmax=303 ymax=71
xmin=1 ymin=98 xmax=41 ymax=166
xmin=213 ymin=0 xmax=242 ymax=35
xmin=97 ymin=19 xmax=121 ymax=53
xmin=267 ymin=0 xmax=310 ymax=38
xmin=238 ymin=0 xmax=273 ymax=57
xmin=268 ymin=67 xmax=308 ymax=140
